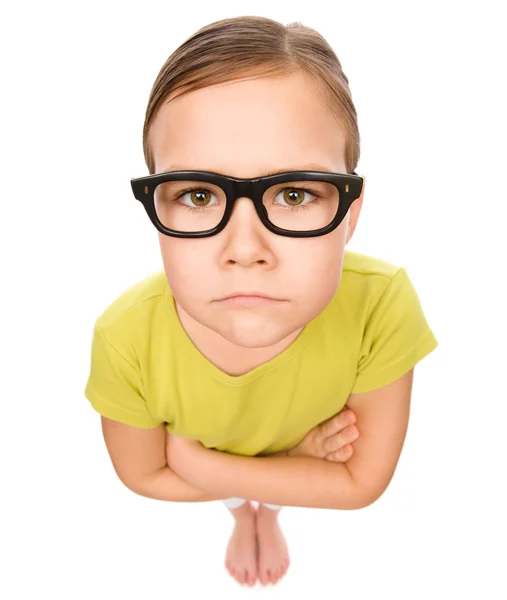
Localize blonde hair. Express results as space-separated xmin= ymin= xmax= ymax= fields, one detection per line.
xmin=143 ymin=15 xmax=360 ymax=175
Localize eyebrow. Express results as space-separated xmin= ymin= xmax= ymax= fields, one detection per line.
xmin=159 ymin=163 xmax=336 ymax=177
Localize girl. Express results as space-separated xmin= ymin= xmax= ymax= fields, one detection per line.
xmin=85 ymin=15 xmax=438 ymax=588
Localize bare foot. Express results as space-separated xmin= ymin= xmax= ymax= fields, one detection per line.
xmin=255 ymin=503 xmax=290 ymax=585
xmin=224 ymin=502 xmax=258 ymax=587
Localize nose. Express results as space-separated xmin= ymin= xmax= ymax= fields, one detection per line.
xmin=219 ymin=196 xmax=272 ymax=266
xmin=227 ymin=195 xmax=264 ymax=228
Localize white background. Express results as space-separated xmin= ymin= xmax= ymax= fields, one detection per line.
xmin=2 ymin=0 xmax=506 ymax=598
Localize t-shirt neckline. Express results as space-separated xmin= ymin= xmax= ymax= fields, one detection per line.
xmin=163 ymin=280 xmax=317 ymax=387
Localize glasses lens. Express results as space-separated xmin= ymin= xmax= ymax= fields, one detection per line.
xmin=154 ymin=180 xmax=226 ymax=232
xmin=263 ymin=181 xmax=340 ymax=231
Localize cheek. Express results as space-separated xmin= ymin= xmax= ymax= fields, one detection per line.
xmin=287 ymin=239 xmax=343 ymax=274
xmin=160 ymin=237 xmax=207 ymax=274
xmin=299 ymin=256 xmax=341 ymax=286
xmin=159 ymin=238 xmax=214 ymax=295
xmin=291 ymin=246 xmax=344 ymax=302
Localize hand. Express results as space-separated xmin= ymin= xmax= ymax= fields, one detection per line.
xmin=286 ymin=406 xmax=359 ymax=462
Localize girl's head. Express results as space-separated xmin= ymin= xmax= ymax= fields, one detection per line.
xmin=142 ymin=16 xmax=365 ymax=349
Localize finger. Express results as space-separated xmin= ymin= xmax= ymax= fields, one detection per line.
xmin=319 ymin=409 xmax=356 ymax=439
xmin=323 ymin=424 xmax=359 ymax=454
xmin=326 ymin=444 xmax=354 ymax=462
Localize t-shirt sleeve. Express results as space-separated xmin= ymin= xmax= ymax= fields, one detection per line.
xmin=84 ymin=322 xmax=162 ymax=428
xmin=351 ymin=267 xmax=438 ymax=394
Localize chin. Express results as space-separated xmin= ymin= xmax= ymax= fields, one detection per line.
xmin=215 ymin=317 xmax=294 ymax=349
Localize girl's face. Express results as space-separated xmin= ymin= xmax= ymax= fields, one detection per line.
xmin=150 ymin=71 xmax=364 ymax=350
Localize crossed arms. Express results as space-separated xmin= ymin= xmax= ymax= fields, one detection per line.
xmin=166 ymin=368 xmax=414 ymax=510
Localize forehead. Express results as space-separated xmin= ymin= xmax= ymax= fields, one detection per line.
xmin=149 ymin=72 xmax=347 ymax=177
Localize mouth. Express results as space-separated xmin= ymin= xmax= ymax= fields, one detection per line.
xmin=214 ymin=293 xmax=286 ymax=306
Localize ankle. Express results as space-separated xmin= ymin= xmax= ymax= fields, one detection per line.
xmin=258 ymin=502 xmax=280 ymax=520
xmin=229 ymin=500 xmax=254 ymax=522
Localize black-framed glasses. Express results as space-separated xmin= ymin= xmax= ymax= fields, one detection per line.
xmin=130 ymin=170 xmax=363 ymax=238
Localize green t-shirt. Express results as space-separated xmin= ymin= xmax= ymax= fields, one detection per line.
xmin=84 ymin=249 xmax=438 ymax=457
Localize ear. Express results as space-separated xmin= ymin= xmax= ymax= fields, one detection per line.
xmin=347 ymin=176 xmax=366 ymax=241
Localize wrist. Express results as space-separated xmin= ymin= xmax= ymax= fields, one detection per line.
xmin=270 ymin=450 xmax=289 ymax=457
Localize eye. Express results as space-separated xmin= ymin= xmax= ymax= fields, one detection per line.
xmin=273 ymin=187 xmax=320 ymax=208
xmin=177 ymin=188 xmax=219 ymax=208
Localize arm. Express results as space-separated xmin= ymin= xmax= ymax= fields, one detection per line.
xmin=133 ymin=465 xmax=229 ymax=503
xmin=169 ymin=446 xmax=358 ymax=509
xmin=100 ymin=417 xmax=227 ymax=503
xmin=167 ymin=368 xmax=414 ymax=510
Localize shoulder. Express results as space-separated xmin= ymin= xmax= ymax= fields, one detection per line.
xmin=343 ymin=251 xmax=438 ymax=394
xmin=342 ymin=249 xmax=401 ymax=283
xmin=338 ymin=249 xmax=405 ymax=309
xmin=340 ymin=249 xmax=428 ymax=323
xmin=94 ymin=269 xmax=168 ymax=332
